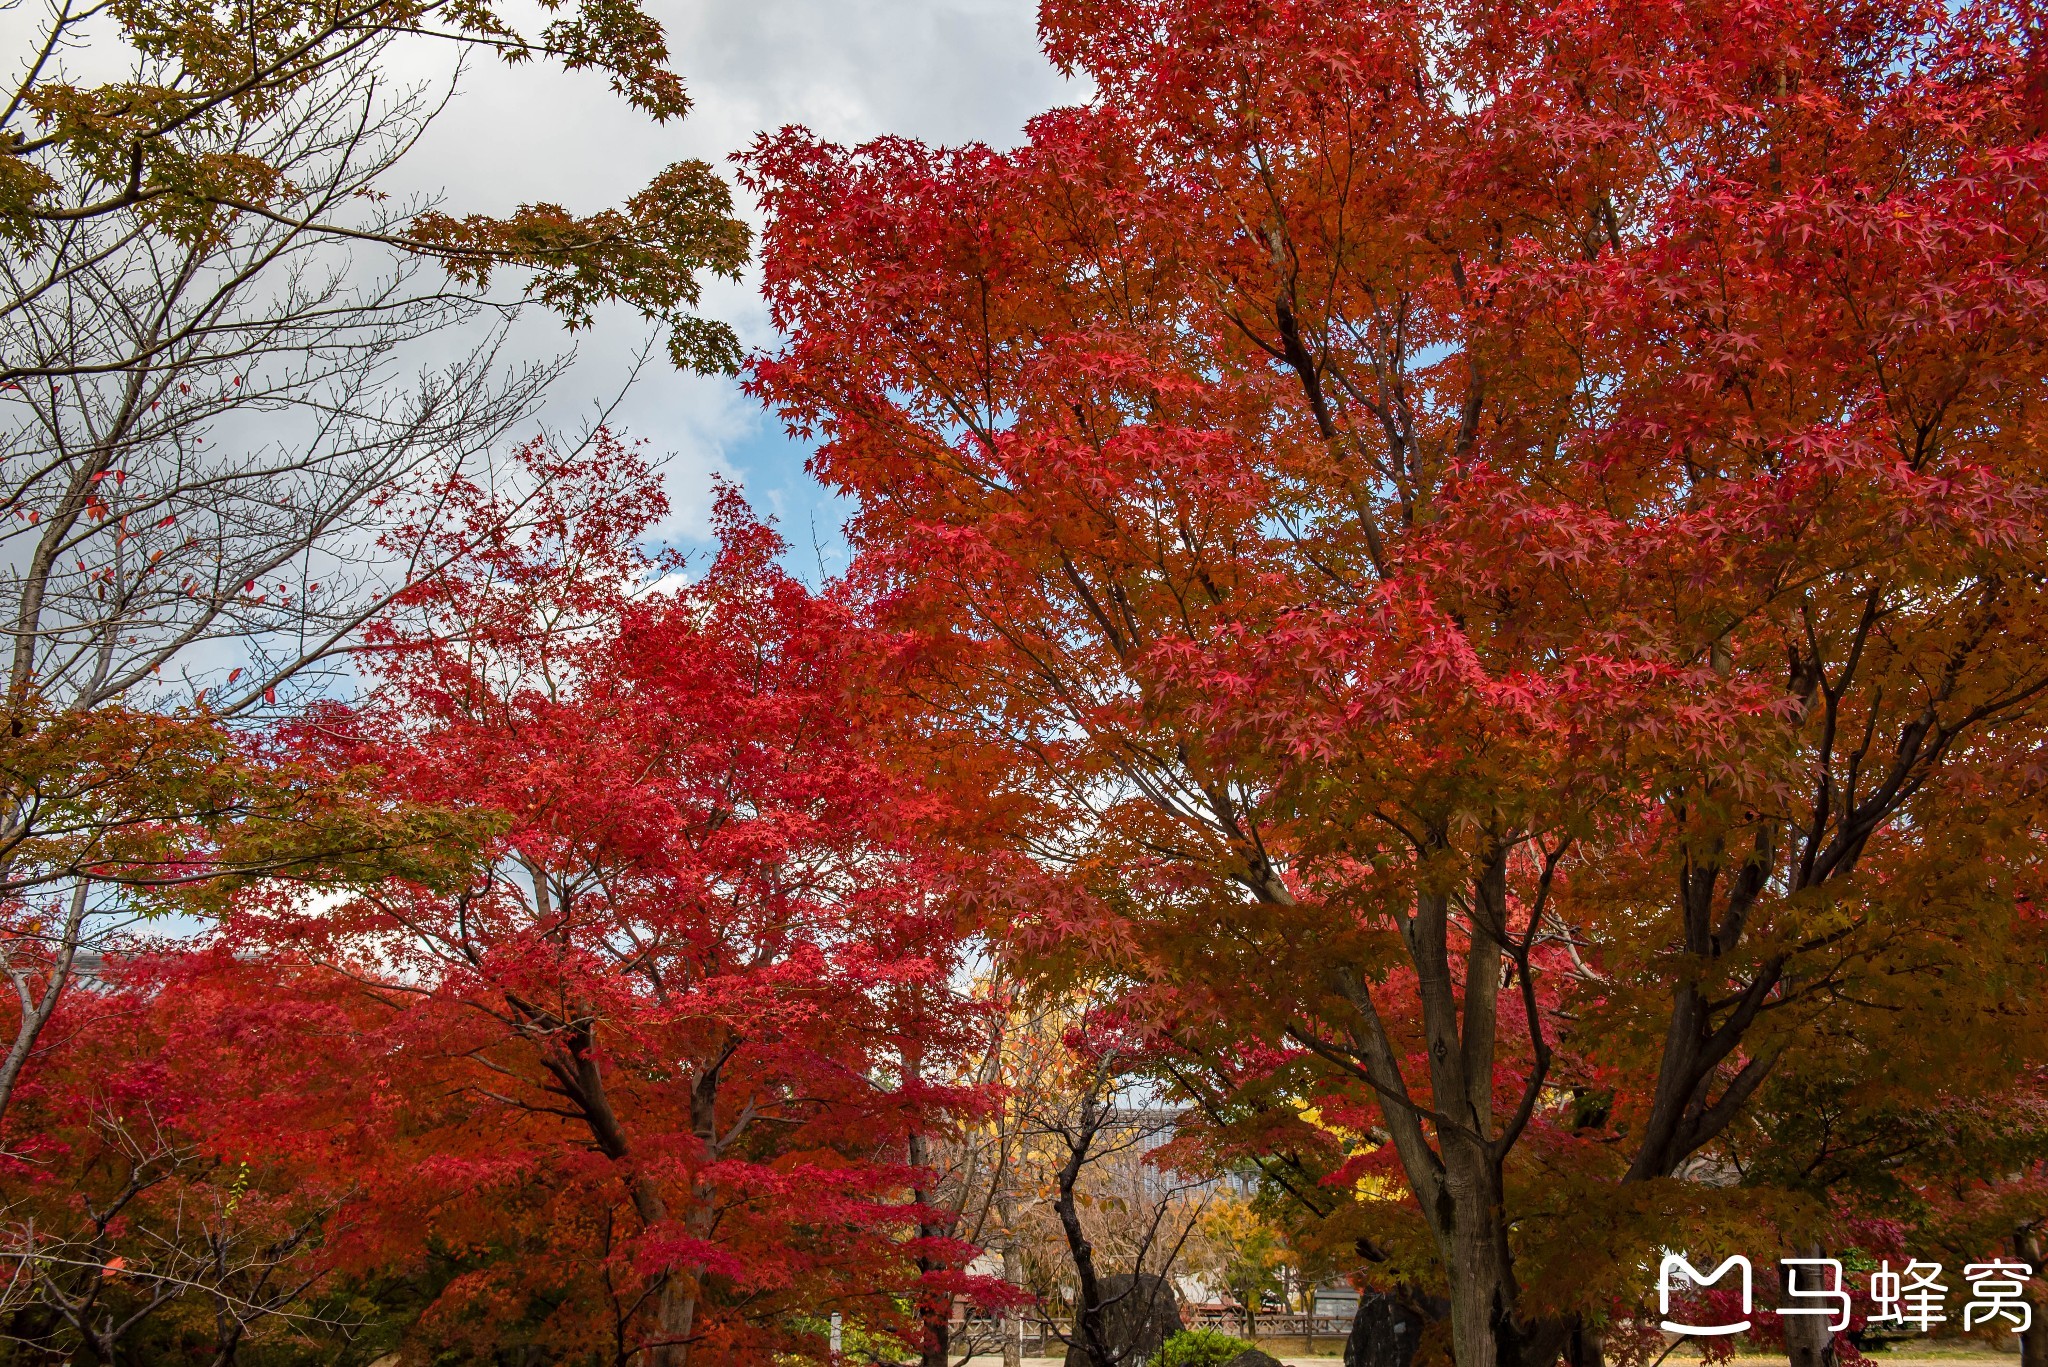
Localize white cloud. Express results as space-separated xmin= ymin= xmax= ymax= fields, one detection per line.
xmin=3 ymin=0 xmax=1079 ymax=557
xmin=383 ymin=0 xmax=1083 ymax=553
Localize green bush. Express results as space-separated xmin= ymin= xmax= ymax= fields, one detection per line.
xmin=1155 ymin=1327 xmax=1253 ymax=1367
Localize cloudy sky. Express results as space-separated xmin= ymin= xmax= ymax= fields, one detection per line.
xmin=392 ymin=0 xmax=1084 ymax=576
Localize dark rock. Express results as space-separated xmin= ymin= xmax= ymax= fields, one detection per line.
xmin=1222 ymin=1351 xmax=1286 ymax=1367
xmin=1344 ymin=1292 xmax=1426 ymax=1367
xmin=1062 ymin=1273 xmax=1184 ymax=1367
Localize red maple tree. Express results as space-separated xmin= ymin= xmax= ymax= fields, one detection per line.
xmin=0 ymin=946 xmax=413 ymax=1365
xmin=745 ymin=1 xmax=2048 ymax=1363
xmin=219 ymin=436 xmax=1003 ymax=1366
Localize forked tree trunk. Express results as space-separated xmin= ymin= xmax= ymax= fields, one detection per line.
xmin=1311 ymin=848 xmax=1574 ymax=1367
xmin=548 ymin=1025 xmax=701 ymax=1367
xmin=663 ymin=1057 xmax=739 ymax=1367
xmin=1059 ymin=1183 xmax=1115 ymax=1366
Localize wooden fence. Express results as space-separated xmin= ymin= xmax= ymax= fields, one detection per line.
xmin=1187 ymin=1311 xmax=1353 ymax=1341
xmin=994 ymin=1312 xmax=1353 ymax=1357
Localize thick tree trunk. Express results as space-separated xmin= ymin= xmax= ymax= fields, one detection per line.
xmin=1002 ymin=1235 xmax=1024 ymax=1367
xmin=625 ymin=1175 xmax=694 ymax=1367
xmin=1440 ymin=1159 xmax=1507 ymax=1367
xmin=1408 ymin=866 xmax=1568 ymax=1367
xmin=1780 ymin=1248 xmax=1837 ymax=1367
xmin=910 ymin=1123 xmax=953 ymax=1367
xmin=2017 ymin=1227 xmax=2047 ymax=1367
xmin=1567 ymin=1320 xmax=1605 ymax=1367
xmin=924 ymin=1311 xmax=953 ymax=1367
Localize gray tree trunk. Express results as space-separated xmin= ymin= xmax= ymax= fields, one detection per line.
xmin=2017 ymin=1227 xmax=2046 ymax=1367
xmin=1780 ymin=1248 xmax=1838 ymax=1367
xmin=1003 ymin=1238 xmax=1024 ymax=1367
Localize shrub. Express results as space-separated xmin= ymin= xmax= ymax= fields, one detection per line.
xmin=1156 ymin=1327 xmax=1254 ymax=1367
